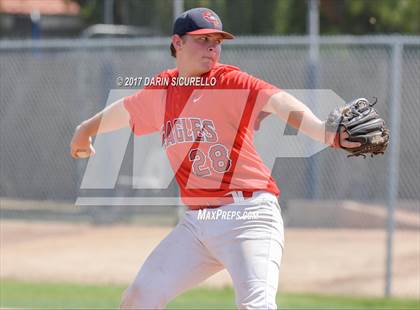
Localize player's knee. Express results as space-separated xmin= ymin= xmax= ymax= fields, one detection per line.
xmin=119 ymin=283 xmax=168 ymax=309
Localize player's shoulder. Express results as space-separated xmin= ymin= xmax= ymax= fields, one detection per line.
xmin=213 ymin=64 xmax=266 ymax=88
xmin=212 ymin=63 xmax=241 ymax=74
xmin=210 ymin=63 xmax=243 ymax=79
xmin=156 ymin=68 xmax=178 ymax=79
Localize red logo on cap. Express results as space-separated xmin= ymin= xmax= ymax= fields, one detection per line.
xmin=202 ymin=11 xmax=220 ymax=26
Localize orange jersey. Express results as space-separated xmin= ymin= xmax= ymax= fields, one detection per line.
xmin=124 ymin=63 xmax=281 ymax=209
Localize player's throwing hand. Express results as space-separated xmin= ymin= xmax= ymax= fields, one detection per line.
xmin=70 ymin=125 xmax=95 ymax=159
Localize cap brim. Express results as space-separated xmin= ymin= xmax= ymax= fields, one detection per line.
xmin=186 ymin=29 xmax=235 ymax=39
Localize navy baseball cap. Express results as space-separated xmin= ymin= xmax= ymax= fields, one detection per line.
xmin=173 ymin=8 xmax=234 ymax=39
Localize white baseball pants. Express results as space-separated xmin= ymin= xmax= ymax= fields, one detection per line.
xmin=120 ymin=191 xmax=284 ymax=309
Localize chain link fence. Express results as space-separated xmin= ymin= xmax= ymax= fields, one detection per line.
xmin=1 ymin=36 xmax=419 ymax=204
xmin=1 ymin=35 xmax=419 ymax=298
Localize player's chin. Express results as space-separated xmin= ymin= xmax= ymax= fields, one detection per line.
xmin=200 ymin=59 xmax=215 ymax=70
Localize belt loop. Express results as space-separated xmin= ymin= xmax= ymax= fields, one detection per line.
xmin=230 ymin=191 xmax=244 ymax=203
xmin=237 ymin=191 xmax=244 ymax=202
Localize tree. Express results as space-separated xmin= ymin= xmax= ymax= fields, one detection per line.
xmin=73 ymin=0 xmax=420 ymax=35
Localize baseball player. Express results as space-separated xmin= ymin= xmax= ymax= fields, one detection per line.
xmin=70 ymin=8 xmax=363 ymax=309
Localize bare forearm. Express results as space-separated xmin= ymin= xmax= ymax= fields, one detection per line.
xmin=70 ymin=98 xmax=130 ymax=158
xmin=264 ymin=92 xmax=327 ymax=144
xmin=78 ymin=98 xmax=130 ymax=137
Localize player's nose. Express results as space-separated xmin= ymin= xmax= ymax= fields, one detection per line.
xmin=207 ymin=41 xmax=218 ymax=52
xmin=207 ymin=45 xmax=219 ymax=56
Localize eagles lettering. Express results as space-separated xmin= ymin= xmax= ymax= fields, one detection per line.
xmin=161 ymin=118 xmax=218 ymax=148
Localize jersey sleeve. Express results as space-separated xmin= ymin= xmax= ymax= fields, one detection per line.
xmin=223 ymin=70 xmax=281 ymax=130
xmin=123 ymin=74 xmax=167 ymax=136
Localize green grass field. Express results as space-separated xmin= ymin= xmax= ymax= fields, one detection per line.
xmin=1 ymin=279 xmax=419 ymax=309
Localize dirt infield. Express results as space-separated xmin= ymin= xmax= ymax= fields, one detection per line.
xmin=1 ymin=220 xmax=419 ymax=298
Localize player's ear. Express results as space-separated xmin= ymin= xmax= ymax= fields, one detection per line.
xmin=172 ymin=35 xmax=184 ymax=52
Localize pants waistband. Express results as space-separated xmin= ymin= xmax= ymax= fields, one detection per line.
xmin=186 ymin=191 xmax=278 ymax=210
xmin=224 ymin=190 xmax=277 ymax=204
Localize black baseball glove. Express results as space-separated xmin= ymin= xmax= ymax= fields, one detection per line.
xmin=326 ymin=98 xmax=390 ymax=157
